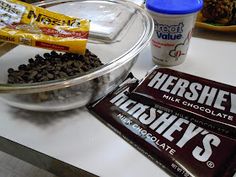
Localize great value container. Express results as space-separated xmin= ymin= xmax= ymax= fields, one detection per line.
xmin=146 ymin=0 xmax=203 ymax=66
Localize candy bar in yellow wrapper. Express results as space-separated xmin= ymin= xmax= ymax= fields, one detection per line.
xmin=0 ymin=0 xmax=90 ymax=54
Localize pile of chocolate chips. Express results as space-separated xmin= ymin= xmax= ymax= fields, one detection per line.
xmin=7 ymin=49 xmax=103 ymax=84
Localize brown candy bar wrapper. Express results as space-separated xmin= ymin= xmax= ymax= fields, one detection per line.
xmin=130 ymin=67 xmax=236 ymax=139
xmin=88 ymin=74 xmax=236 ymax=177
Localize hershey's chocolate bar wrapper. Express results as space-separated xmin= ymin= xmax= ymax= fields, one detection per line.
xmin=87 ymin=74 xmax=236 ymax=177
xmin=130 ymin=67 xmax=236 ymax=139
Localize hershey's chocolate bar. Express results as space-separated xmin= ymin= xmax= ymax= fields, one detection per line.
xmin=88 ymin=75 xmax=236 ymax=177
xmin=130 ymin=67 xmax=236 ymax=138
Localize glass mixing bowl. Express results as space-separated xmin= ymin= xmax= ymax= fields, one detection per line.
xmin=0 ymin=0 xmax=154 ymax=111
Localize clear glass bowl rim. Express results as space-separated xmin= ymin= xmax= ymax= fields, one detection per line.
xmin=0 ymin=0 xmax=154 ymax=94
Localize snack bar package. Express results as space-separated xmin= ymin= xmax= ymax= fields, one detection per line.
xmin=130 ymin=67 xmax=236 ymax=139
xmin=88 ymin=74 xmax=236 ymax=177
xmin=0 ymin=0 xmax=90 ymax=54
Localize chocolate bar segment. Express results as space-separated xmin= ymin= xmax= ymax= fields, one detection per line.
xmin=88 ymin=75 xmax=236 ymax=177
xmin=130 ymin=67 xmax=236 ymax=138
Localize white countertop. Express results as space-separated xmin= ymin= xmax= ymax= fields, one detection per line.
xmin=0 ymin=28 xmax=235 ymax=177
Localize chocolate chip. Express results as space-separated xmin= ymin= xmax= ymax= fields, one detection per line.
xmin=7 ymin=50 xmax=103 ymax=84
xmin=7 ymin=68 xmax=14 ymax=73
xmin=18 ymin=64 xmax=27 ymax=71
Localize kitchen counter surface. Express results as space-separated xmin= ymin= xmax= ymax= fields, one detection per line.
xmin=0 ymin=28 xmax=235 ymax=177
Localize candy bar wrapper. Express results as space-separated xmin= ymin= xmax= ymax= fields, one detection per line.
xmin=88 ymin=74 xmax=236 ymax=177
xmin=0 ymin=0 xmax=90 ymax=54
xmin=130 ymin=67 xmax=236 ymax=139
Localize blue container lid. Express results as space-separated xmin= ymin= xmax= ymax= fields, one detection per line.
xmin=146 ymin=0 xmax=203 ymax=15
